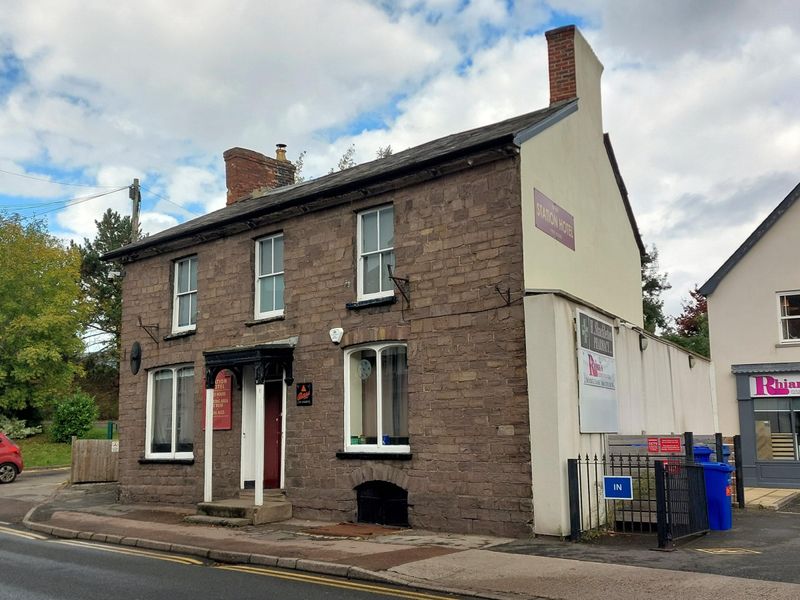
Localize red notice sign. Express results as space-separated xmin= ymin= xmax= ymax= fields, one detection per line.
xmin=659 ymin=437 xmax=682 ymax=453
xmin=646 ymin=436 xmax=683 ymax=454
xmin=202 ymin=372 xmax=233 ymax=431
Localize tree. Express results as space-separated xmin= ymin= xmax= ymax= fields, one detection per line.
xmin=663 ymin=286 xmax=710 ymax=357
xmin=376 ymin=145 xmax=393 ymax=159
xmin=641 ymin=245 xmax=671 ymax=333
xmin=0 ymin=215 xmax=88 ymax=412
xmin=77 ymin=209 xmax=135 ymax=359
xmin=330 ymin=144 xmax=357 ymax=173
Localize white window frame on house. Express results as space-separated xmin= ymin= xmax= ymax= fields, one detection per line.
xmin=172 ymin=256 xmax=198 ymax=333
xmin=343 ymin=342 xmax=409 ymax=454
xmin=357 ymin=205 xmax=395 ymax=301
xmin=145 ymin=364 xmax=195 ymax=460
xmin=254 ymin=233 xmax=285 ymax=320
xmin=777 ymin=291 xmax=800 ymax=343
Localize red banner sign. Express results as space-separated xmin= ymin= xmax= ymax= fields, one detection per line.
xmin=202 ymin=372 xmax=232 ymax=430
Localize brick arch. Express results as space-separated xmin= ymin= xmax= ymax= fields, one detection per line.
xmin=348 ymin=464 xmax=414 ymax=493
xmin=340 ymin=325 xmax=410 ymax=349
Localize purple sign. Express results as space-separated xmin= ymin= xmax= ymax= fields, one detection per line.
xmin=534 ymin=189 xmax=575 ymax=250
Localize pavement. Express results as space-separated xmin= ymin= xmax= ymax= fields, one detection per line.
xmin=744 ymin=487 xmax=799 ymax=510
xmin=19 ymin=477 xmax=800 ymax=600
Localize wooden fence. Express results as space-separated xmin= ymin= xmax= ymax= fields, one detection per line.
xmin=71 ymin=438 xmax=119 ymax=483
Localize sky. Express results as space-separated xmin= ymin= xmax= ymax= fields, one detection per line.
xmin=0 ymin=0 xmax=798 ymax=319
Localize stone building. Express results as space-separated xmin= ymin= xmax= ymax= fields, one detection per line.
xmin=107 ymin=26 xmax=715 ymax=537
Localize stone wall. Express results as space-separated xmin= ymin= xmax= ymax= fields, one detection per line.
xmin=118 ymin=155 xmax=532 ymax=536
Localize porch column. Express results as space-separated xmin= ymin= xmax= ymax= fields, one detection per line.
xmin=204 ymin=369 xmax=214 ymax=502
xmin=254 ymin=363 xmax=266 ymax=507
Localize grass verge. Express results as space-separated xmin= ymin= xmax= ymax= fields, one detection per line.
xmin=16 ymin=425 xmax=118 ymax=469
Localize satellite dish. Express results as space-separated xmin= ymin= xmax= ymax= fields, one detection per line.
xmin=130 ymin=342 xmax=142 ymax=375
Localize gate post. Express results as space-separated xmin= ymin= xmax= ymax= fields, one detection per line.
xmin=567 ymin=458 xmax=580 ymax=541
xmin=684 ymin=431 xmax=694 ymax=464
xmin=655 ymin=460 xmax=670 ymax=549
xmin=734 ymin=435 xmax=746 ymax=509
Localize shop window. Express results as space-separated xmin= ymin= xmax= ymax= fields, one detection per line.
xmin=255 ymin=233 xmax=284 ymax=319
xmin=172 ymin=256 xmax=198 ymax=333
xmin=357 ymin=205 xmax=395 ymax=300
xmin=147 ymin=365 xmax=194 ymax=459
xmin=345 ymin=344 xmax=408 ymax=452
xmin=754 ymin=398 xmax=797 ymax=460
xmin=778 ymin=292 xmax=800 ymax=342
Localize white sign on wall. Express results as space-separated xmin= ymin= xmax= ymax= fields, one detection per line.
xmin=577 ymin=309 xmax=618 ymax=433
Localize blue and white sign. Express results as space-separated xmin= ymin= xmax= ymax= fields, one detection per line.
xmin=603 ymin=476 xmax=633 ymax=500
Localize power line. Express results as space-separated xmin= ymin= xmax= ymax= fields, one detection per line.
xmin=22 ymin=187 xmax=129 ymax=217
xmin=140 ymin=184 xmax=202 ymax=217
xmin=0 ymin=167 xmax=120 ymax=189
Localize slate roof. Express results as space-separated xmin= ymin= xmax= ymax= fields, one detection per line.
xmin=699 ymin=181 xmax=800 ymax=296
xmin=104 ymin=100 xmax=576 ymax=260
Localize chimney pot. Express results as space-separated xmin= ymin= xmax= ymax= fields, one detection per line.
xmin=276 ymin=143 xmax=287 ymax=162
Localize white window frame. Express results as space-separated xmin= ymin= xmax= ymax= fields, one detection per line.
xmin=357 ymin=205 xmax=395 ymax=301
xmin=172 ymin=256 xmax=197 ymax=333
xmin=254 ymin=233 xmax=285 ymax=320
xmin=777 ymin=291 xmax=800 ymax=343
xmin=343 ymin=342 xmax=409 ymax=454
xmin=145 ymin=364 xmax=195 ymax=460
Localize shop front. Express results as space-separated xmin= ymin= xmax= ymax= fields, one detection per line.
xmin=733 ymin=363 xmax=800 ymax=488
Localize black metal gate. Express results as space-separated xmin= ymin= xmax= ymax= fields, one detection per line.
xmin=655 ymin=459 xmax=709 ymax=549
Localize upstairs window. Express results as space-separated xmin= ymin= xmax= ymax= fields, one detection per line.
xmin=173 ymin=256 xmax=197 ymax=333
xmin=255 ymin=234 xmax=284 ymax=319
xmin=345 ymin=343 xmax=409 ymax=453
xmin=778 ymin=292 xmax=800 ymax=342
xmin=357 ymin=205 xmax=395 ymax=300
xmin=146 ymin=365 xmax=194 ymax=459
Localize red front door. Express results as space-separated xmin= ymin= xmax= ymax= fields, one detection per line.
xmin=264 ymin=383 xmax=282 ymax=489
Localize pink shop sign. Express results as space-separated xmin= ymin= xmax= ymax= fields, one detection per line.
xmin=534 ymin=188 xmax=575 ymax=250
xmin=750 ymin=375 xmax=800 ymax=397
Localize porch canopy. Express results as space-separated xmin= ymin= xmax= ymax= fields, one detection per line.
xmin=202 ymin=342 xmax=294 ymax=506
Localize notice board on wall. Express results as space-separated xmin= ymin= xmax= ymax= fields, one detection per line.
xmin=202 ymin=371 xmax=233 ymax=430
xmin=577 ymin=309 xmax=618 ymax=433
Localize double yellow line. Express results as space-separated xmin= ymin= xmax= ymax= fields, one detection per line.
xmin=54 ymin=540 xmax=204 ymax=566
xmin=217 ymin=565 xmax=456 ymax=599
xmin=0 ymin=525 xmax=48 ymax=541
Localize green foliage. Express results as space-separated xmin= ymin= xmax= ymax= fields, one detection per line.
xmin=641 ymin=245 xmax=671 ymax=333
xmin=0 ymin=215 xmax=88 ymax=412
xmin=76 ymin=353 xmax=119 ymax=420
xmin=662 ymin=286 xmax=710 ymax=357
xmin=330 ymin=144 xmax=357 ymax=173
xmin=0 ymin=415 xmax=42 ymax=439
xmin=76 ymin=209 xmax=136 ymax=359
xmin=17 ymin=433 xmax=72 ymax=468
xmin=376 ymin=145 xmax=393 ymax=159
xmin=50 ymin=391 xmax=99 ymax=443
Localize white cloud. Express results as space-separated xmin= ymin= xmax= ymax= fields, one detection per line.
xmin=1 ymin=0 xmax=798 ymax=321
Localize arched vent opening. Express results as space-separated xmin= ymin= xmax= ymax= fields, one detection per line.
xmin=356 ymin=480 xmax=408 ymax=527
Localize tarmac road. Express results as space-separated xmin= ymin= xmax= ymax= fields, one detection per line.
xmin=492 ymin=507 xmax=800 ymax=584
xmin=0 ymin=468 xmax=68 ymax=523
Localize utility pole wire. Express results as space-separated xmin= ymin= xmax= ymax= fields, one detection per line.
xmin=130 ymin=178 xmax=141 ymax=242
xmin=0 ymin=167 xmax=120 ymax=189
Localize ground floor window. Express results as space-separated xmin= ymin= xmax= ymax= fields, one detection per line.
xmin=147 ymin=365 xmax=194 ymax=459
xmin=754 ymin=398 xmax=799 ymax=460
xmin=345 ymin=343 xmax=408 ymax=452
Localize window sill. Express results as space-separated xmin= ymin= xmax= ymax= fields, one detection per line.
xmin=346 ymin=296 xmax=397 ymax=310
xmin=336 ymin=451 xmax=412 ymax=460
xmin=775 ymin=341 xmax=800 ymax=348
xmin=138 ymin=457 xmax=195 ymax=465
xmin=164 ymin=330 xmax=196 ymax=341
xmin=245 ymin=314 xmax=285 ymax=327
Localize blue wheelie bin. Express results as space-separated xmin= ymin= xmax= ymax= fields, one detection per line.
xmin=702 ymin=462 xmax=734 ymax=530
xmin=693 ymin=446 xmax=713 ymax=463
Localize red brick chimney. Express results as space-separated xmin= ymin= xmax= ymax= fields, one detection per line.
xmin=223 ymin=144 xmax=296 ymax=205
xmin=545 ymin=25 xmax=578 ymax=105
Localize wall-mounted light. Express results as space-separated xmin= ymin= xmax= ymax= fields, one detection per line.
xmin=688 ymin=355 xmax=696 ymax=369
xmin=639 ymin=333 xmax=649 ymax=352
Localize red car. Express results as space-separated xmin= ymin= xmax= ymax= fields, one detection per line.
xmin=0 ymin=432 xmax=23 ymax=483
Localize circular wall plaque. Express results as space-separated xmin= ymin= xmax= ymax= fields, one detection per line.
xmin=130 ymin=341 xmax=142 ymax=375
